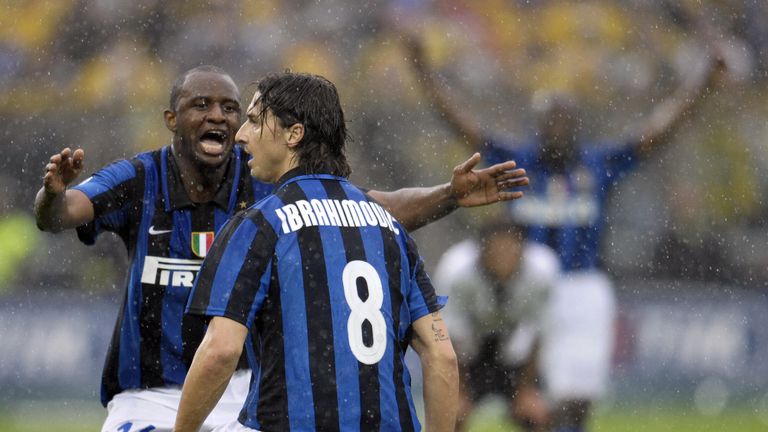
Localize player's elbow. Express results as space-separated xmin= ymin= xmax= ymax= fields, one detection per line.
xmin=422 ymin=343 xmax=458 ymax=379
xmin=208 ymin=341 xmax=243 ymax=365
xmin=197 ymin=335 xmax=243 ymax=370
xmin=196 ymin=343 xmax=242 ymax=377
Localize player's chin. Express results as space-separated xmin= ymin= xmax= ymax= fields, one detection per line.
xmin=194 ymin=148 xmax=231 ymax=167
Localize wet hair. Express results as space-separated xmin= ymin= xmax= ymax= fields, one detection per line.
xmin=169 ymin=65 xmax=231 ymax=111
xmin=255 ymin=71 xmax=351 ymax=178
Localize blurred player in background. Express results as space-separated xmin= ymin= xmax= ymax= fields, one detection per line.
xmin=433 ymin=219 xmax=560 ymax=432
xmin=406 ymin=35 xmax=723 ymax=431
xmin=175 ymin=71 xmax=458 ymax=432
xmin=34 ymin=65 xmax=527 ymax=432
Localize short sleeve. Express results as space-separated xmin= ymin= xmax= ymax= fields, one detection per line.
xmin=72 ymin=159 xmax=139 ymax=244
xmin=403 ymin=234 xmax=447 ymax=323
xmin=601 ymin=140 xmax=639 ymax=179
xmin=186 ymin=211 xmax=278 ymax=328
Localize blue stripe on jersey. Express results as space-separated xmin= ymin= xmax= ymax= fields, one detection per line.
xmin=117 ymin=153 xmax=157 ymax=395
xmin=205 ymin=218 xmax=260 ymax=314
xmin=72 ymin=159 xmax=136 ymax=199
xmin=214 ymin=207 xmax=229 ymax=232
xmin=160 ymin=147 xmax=172 ymax=212
xmin=241 ymin=355 xmax=262 ymax=427
xmin=227 ymin=147 xmax=243 ymax=211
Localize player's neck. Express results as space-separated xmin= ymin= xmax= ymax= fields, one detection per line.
xmin=176 ymin=157 xmax=229 ymax=204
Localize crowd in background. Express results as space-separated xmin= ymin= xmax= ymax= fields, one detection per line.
xmin=1 ymin=0 xmax=768 ymax=295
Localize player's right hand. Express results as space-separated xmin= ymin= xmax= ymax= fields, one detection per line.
xmin=43 ymin=147 xmax=84 ymax=195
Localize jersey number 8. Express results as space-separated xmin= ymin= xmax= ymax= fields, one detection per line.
xmin=343 ymin=260 xmax=387 ymax=365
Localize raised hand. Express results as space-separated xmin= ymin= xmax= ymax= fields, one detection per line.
xmin=450 ymin=153 xmax=529 ymax=207
xmin=403 ymin=34 xmax=428 ymax=76
xmin=43 ymin=148 xmax=85 ymax=195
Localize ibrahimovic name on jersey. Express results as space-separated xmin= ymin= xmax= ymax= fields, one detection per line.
xmin=275 ymin=198 xmax=400 ymax=235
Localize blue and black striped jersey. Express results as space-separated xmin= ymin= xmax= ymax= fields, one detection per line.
xmin=72 ymin=145 xmax=272 ymax=406
xmin=481 ymin=137 xmax=638 ymax=272
xmin=186 ymin=169 xmax=444 ymax=431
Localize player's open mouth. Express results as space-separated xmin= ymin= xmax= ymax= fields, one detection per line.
xmin=199 ymin=130 xmax=228 ymax=156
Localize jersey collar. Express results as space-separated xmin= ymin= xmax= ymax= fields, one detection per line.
xmin=273 ymin=167 xmax=346 ymax=191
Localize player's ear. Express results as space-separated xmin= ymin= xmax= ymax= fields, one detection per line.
xmin=164 ymin=109 xmax=177 ymax=133
xmin=285 ymin=123 xmax=304 ymax=149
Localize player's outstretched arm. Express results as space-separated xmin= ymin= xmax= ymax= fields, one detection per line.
xmin=34 ymin=147 xmax=94 ymax=232
xmin=174 ymin=317 xmax=246 ymax=432
xmin=410 ymin=311 xmax=459 ymax=432
xmin=404 ymin=37 xmax=485 ymax=150
xmin=369 ymin=153 xmax=528 ymax=231
xmin=632 ymin=33 xmax=727 ymax=156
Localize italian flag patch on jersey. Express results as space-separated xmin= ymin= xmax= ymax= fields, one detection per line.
xmin=191 ymin=232 xmax=214 ymax=258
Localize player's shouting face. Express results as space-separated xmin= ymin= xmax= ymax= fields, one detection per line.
xmin=164 ymin=71 xmax=242 ymax=168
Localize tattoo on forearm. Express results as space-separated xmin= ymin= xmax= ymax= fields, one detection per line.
xmin=431 ymin=313 xmax=448 ymax=342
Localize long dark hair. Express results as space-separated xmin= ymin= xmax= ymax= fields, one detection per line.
xmin=255 ymin=72 xmax=351 ymax=177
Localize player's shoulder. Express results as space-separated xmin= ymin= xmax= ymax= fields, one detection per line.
xmin=78 ymin=151 xmax=153 ymax=190
xmin=242 ymin=192 xmax=283 ymax=219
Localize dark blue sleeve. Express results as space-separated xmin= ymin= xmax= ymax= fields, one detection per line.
xmin=601 ymin=140 xmax=640 ymax=179
xmin=403 ymin=233 xmax=447 ymax=323
xmin=71 ymin=159 xmax=138 ymax=244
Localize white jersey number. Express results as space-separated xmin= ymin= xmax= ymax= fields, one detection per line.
xmin=343 ymin=260 xmax=387 ymax=365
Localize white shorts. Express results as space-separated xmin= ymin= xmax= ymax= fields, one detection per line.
xmin=101 ymin=370 xmax=251 ymax=432
xmin=540 ymin=270 xmax=615 ymax=401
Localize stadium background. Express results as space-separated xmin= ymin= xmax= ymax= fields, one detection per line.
xmin=1 ymin=0 xmax=768 ymax=430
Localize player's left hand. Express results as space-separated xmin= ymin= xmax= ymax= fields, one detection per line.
xmin=450 ymin=152 xmax=528 ymax=207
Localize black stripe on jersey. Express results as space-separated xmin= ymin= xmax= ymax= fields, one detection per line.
xmin=135 ymin=151 xmax=167 ymax=388
xmin=191 ymin=202 xmax=216 ymax=232
xmin=404 ymin=235 xmax=440 ymax=313
xmin=139 ymin=157 xmax=170 ymax=389
xmin=376 ymin=204 xmax=415 ymax=432
xmin=323 ymin=180 xmax=381 ymax=431
xmin=255 ymin=259 xmax=290 ymax=431
xmin=282 ymin=181 xmax=341 ymax=431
